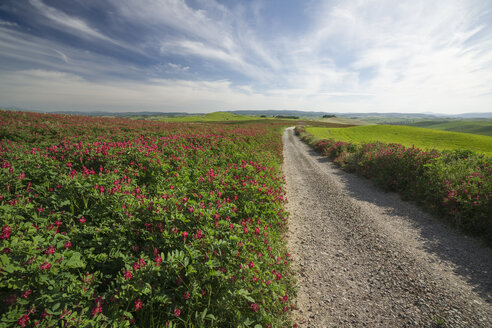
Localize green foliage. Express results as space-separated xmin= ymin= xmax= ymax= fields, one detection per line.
xmin=0 ymin=110 xmax=296 ymax=327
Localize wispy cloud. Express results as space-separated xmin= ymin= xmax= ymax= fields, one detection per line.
xmin=0 ymin=0 xmax=491 ymax=113
xmin=29 ymin=0 xmax=113 ymax=43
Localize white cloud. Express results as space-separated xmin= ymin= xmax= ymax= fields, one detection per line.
xmin=1 ymin=0 xmax=492 ymax=114
xmin=29 ymin=0 xmax=133 ymax=51
xmin=288 ymin=0 xmax=492 ymax=112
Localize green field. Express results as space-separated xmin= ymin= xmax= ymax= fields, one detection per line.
xmin=306 ymin=125 xmax=492 ymax=156
xmin=317 ymin=117 xmax=372 ymax=126
xmin=405 ymin=120 xmax=492 ymax=136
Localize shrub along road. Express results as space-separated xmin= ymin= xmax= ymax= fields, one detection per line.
xmin=283 ymin=127 xmax=492 ymax=327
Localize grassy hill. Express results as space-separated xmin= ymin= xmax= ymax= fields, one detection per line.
xmin=306 ymin=125 xmax=492 ymax=156
xmin=404 ymin=120 xmax=492 ymax=136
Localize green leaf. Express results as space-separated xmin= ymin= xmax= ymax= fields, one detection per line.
xmin=237 ymin=289 xmax=255 ymax=303
xmin=65 ymin=252 xmax=85 ymax=268
xmin=243 ymin=317 xmax=254 ymax=326
xmin=0 ymin=254 xmax=10 ymax=266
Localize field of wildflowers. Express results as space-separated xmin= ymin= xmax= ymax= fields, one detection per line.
xmin=295 ymin=126 xmax=492 ymax=245
xmin=0 ymin=110 xmax=296 ymax=327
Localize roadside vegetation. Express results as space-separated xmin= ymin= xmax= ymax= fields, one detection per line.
xmin=0 ymin=110 xmax=297 ymax=327
xmin=296 ymin=126 xmax=492 ymax=245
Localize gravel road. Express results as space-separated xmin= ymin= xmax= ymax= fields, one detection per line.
xmin=282 ymin=127 xmax=492 ymax=327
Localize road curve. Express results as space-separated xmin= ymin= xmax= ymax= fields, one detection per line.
xmin=282 ymin=127 xmax=492 ymax=327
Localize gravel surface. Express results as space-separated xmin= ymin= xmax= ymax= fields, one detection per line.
xmin=283 ymin=127 xmax=492 ymax=327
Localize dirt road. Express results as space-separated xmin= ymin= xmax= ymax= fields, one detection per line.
xmin=283 ymin=127 xmax=492 ymax=327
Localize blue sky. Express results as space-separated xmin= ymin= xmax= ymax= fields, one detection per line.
xmin=0 ymin=0 xmax=491 ymax=114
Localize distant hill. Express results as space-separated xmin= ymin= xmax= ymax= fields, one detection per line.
xmin=2 ymin=107 xmax=491 ymax=120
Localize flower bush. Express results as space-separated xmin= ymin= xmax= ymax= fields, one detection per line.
xmin=295 ymin=126 xmax=492 ymax=245
xmin=0 ymin=110 xmax=296 ymax=327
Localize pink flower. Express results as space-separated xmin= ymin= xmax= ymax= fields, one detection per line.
xmin=250 ymin=303 xmax=259 ymax=312
xmin=79 ymin=216 xmax=86 ymax=223
xmin=248 ymin=261 xmax=254 ymax=269
xmin=17 ymin=314 xmax=29 ymax=327
xmin=132 ymin=262 xmax=140 ymax=271
xmin=182 ymin=231 xmax=188 ymax=240
xmin=139 ymin=258 xmax=146 ymax=267
xmin=174 ymin=308 xmax=181 ymax=317
xmin=154 ymin=254 xmax=162 ymax=266
xmin=64 ymin=241 xmax=72 ymax=249
xmin=123 ymin=270 xmax=132 ymax=280
xmin=45 ymin=245 xmax=55 ymax=255
xmin=91 ymin=305 xmax=102 ymax=316
xmin=21 ymin=290 xmax=32 ymax=298
xmin=1 ymin=225 xmax=11 ymax=240
xmin=40 ymin=262 xmax=51 ymax=270
xmin=134 ymin=299 xmax=142 ymax=311
xmin=184 ymin=292 xmax=190 ymax=300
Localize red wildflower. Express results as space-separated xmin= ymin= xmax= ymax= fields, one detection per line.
xmin=250 ymin=303 xmax=259 ymax=312
xmin=79 ymin=216 xmax=86 ymax=223
xmin=64 ymin=241 xmax=72 ymax=248
xmin=17 ymin=314 xmax=29 ymax=327
xmin=134 ymin=299 xmax=142 ymax=311
xmin=40 ymin=262 xmax=51 ymax=270
xmin=1 ymin=225 xmax=11 ymax=240
xmin=154 ymin=254 xmax=162 ymax=266
xmin=21 ymin=290 xmax=32 ymax=298
xmin=184 ymin=292 xmax=190 ymax=300
xmin=248 ymin=261 xmax=254 ymax=269
xmin=123 ymin=270 xmax=132 ymax=280
xmin=174 ymin=308 xmax=181 ymax=317
xmin=182 ymin=231 xmax=188 ymax=240
xmin=45 ymin=245 xmax=55 ymax=255
xmin=91 ymin=305 xmax=102 ymax=316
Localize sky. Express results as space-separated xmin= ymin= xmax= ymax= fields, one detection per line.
xmin=0 ymin=0 xmax=492 ymax=114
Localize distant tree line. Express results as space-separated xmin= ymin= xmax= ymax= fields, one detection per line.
xmin=275 ymin=115 xmax=299 ymax=119
xmin=323 ymin=114 xmax=336 ymax=118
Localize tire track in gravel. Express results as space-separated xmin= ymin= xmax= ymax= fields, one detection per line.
xmin=282 ymin=127 xmax=492 ymax=327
